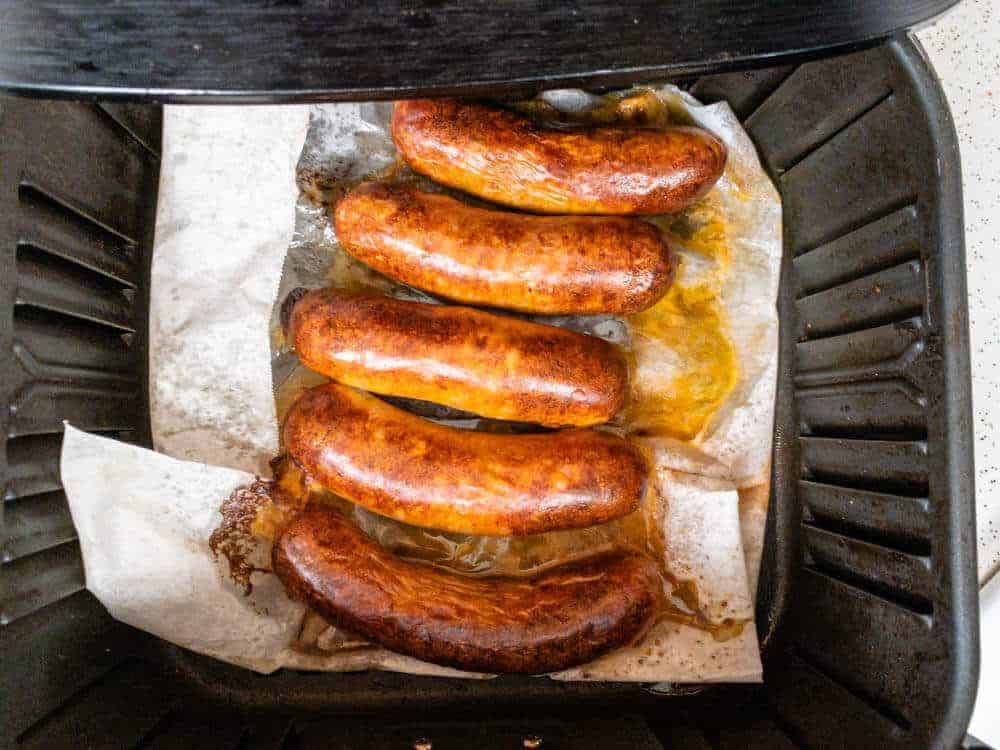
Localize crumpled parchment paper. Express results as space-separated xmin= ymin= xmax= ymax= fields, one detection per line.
xmin=62 ymin=425 xmax=760 ymax=682
xmin=61 ymin=89 xmax=780 ymax=683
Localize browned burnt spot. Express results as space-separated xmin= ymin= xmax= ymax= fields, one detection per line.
xmin=296 ymin=162 xmax=351 ymax=207
xmin=280 ymin=287 xmax=310 ymax=336
xmin=656 ymin=575 xmax=748 ymax=642
xmin=209 ymin=479 xmax=276 ymax=595
xmin=516 ymin=90 xmax=682 ymax=130
xmin=209 ymin=458 xmax=316 ymax=596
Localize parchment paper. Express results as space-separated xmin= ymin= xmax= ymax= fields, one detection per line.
xmin=149 ymin=105 xmax=308 ymax=476
xmin=61 ymin=91 xmax=780 ymax=682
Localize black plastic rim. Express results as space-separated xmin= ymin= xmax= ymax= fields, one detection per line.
xmin=0 ymin=1 xmax=959 ymax=104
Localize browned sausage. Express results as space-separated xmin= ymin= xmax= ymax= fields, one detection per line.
xmin=334 ymin=182 xmax=676 ymax=315
xmin=391 ymin=99 xmax=727 ymax=216
xmin=273 ymin=505 xmax=662 ymax=673
xmin=286 ymin=287 xmax=628 ymax=428
xmin=283 ymin=383 xmax=648 ymax=535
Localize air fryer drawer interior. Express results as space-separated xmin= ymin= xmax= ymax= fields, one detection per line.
xmin=0 ymin=35 xmax=977 ymax=749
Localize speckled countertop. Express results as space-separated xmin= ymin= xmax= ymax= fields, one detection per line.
xmin=918 ymin=0 xmax=999 ymax=585
xmin=917 ymin=1 xmax=998 ymax=741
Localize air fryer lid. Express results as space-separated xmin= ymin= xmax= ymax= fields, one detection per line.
xmin=0 ymin=0 xmax=958 ymax=103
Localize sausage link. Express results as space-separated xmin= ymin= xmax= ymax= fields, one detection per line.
xmin=283 ymin=383 xmax=648 ymax=535
xmin=287 ymin=287 xmax=628 ymax=427
xmin=391 ymin=99 xmax=727 ymax=216
xmin=334 ymin=182 xmax=675 ymax=315
xmin=273 ymin=506 xmax=662 ymax=673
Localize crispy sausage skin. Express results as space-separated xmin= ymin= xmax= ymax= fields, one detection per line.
xmin=273 ymin=506 xmax=662 ymax=673
xmin=334 ymin=182 xmax=676 ymax=315
xmin=287 ymin=287 xmax=628 ymax=428
xmin=391 ymin=99 xmax=727 ymax=216
xmin=283 ymin=383 xmax=649 ymax=535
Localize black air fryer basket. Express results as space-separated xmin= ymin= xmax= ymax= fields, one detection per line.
xmin=0 ymin=2 xmax=980 ymax=748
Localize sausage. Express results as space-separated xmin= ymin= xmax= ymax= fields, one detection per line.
xmin=283 ymin=383 xmax=649 ymax=535
xmin=334 ymin=182 xmax=676 ymax=315
xmin=273 ymin=505 xmax=662 ymax=673
xmin=391 ymin=99 xmax=727 ymax=216
xmin=286 ymin=287 xmax=628 ymax=428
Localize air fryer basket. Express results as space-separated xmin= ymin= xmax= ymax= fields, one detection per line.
xmin=0 ymin=36 xmax=978 ymax=749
